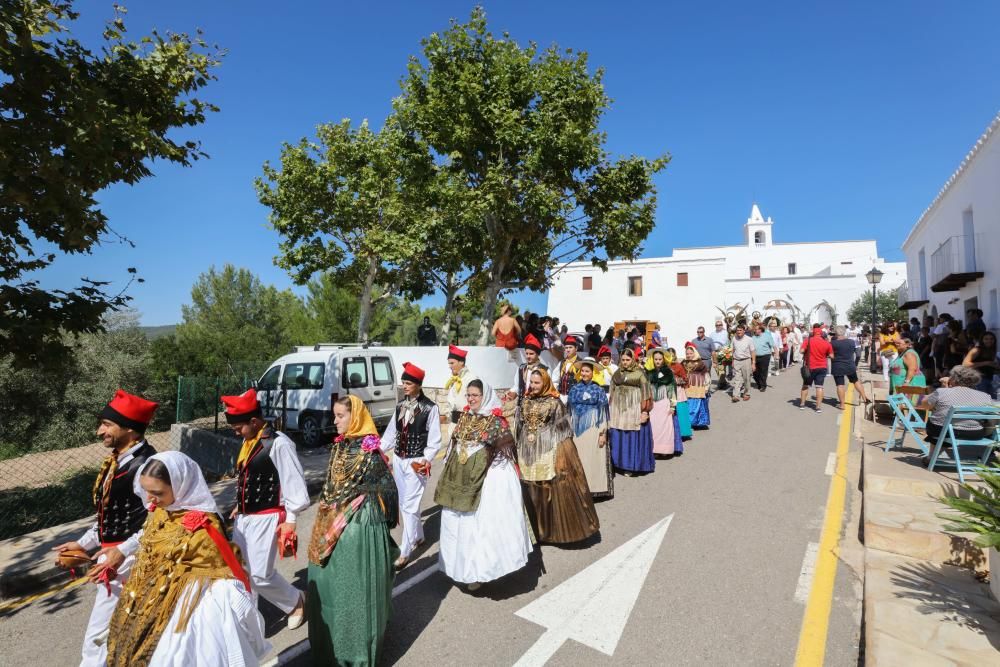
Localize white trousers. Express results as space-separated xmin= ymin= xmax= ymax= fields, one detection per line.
xmin=392 ymin=455 xmax=428 ymax=558
xmin=881 ymin=352 xmax=898 ymax=383
xmin=233 ymin=513 xmax=301 ymax=614
xmin=80 ymin=551 xmax=134 ymax=667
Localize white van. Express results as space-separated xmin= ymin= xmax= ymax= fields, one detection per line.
xmin=255 ymin=344 xmax=398 ymax=447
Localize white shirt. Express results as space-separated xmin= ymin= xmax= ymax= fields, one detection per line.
xmin=380 ymin=399 xmax=442 ymax=462
xmin=446 ymin=366 xmax=476 ymax=413
xmin=846 ymin=326 xmax=861 ymax=348
xmin=265 ymin=431 xmax=311 ymax=523
xmin=708 ymin=329 xmax=729 ymax=351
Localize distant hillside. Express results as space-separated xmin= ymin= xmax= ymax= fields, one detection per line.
xmin=141 ymin=324 xmax=177 ymax=340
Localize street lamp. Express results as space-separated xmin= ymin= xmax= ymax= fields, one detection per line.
xmin=866 ymin=266 xmax=884 ymax=373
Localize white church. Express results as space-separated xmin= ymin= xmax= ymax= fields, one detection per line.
xmin=546 ymin=204 xmax=906 ymax=348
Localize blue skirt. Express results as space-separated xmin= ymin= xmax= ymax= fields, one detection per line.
xmin=609 ymin=425 xmax=655 ymax=473
xmin=688 ymin=397 xmax=711 ymax=428
xmin=671 ymin=412 xmax=684 ymax=453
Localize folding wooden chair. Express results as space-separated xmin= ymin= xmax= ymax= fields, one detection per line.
xmin=927 ymin=405 xmax=1000 ymax=483
xmin=884 ymin=393 xmax=929 ymax=455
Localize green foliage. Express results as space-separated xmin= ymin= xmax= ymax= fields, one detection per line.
xmin=394 ymin=8 xmax=669 ymax=342
xmin=846 ymin=288 xmax=901 ymax=326
xmin=0 ymin=466 xmax=98 ymax=539
xmin=256 ymin=118 xmax=435 ymax=342
xmin=171 ymin=265 xmax=313 ymax=376
xmin=1 ymin=1 xmax=221 ymax=368
xmin=938 ymin=466 xmax=1000 ymax=549
xmin=0 ymin=310 xmax=153 ymax=457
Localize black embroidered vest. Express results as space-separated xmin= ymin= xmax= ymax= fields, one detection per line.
xmin=394 ymin=394 xmax=435 ymax=459
xmin=238 ymin=435 xmax=282 ymax=514
xmin=98 ymin=442 xmax=156 ymax=545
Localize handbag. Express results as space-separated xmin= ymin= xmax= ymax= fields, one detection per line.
xmin=800 ymin=337 xmax=812 ymax=382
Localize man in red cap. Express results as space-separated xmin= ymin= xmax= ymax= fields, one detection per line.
xmin=597 ymin=345 xmax=618 ymax=390
xmin=53 ymin=390 xmax=158 ymax=667
xmin=557 ymin=334 xmax=584 ymax=402
xmin=443 ymin=344 xmax=476 ymax=431
xmin=380 ymin=362 xmax=441 ymax=569
xmin=506 ymin=334 xmax=549 ymax=411
xmin=222 ymin=388 xmax=309 ymax=628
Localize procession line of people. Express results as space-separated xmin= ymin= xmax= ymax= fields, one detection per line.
xmin=57 ymin=332 xmax=719 ymax=666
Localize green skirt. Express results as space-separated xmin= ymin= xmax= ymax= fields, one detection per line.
xmin=307 ymin=502 xmax=399 ymax=666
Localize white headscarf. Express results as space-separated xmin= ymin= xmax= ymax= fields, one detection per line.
xmin=134 ymin=451 xmax=220 ymax=514
xmin=467 ymin=379 xmax=502 ymax=415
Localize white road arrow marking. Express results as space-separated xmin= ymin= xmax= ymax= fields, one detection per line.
xmin=513 ymin=514 xmax=674 ymax=666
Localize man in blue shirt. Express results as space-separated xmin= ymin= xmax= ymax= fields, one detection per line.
xmin=751 ymin=324 xmax=775 ymax=391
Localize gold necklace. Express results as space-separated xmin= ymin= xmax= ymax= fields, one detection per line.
xmin=329 ymin=442 xmax=366 ymax=485
xmin=521 ymin=399 xmax=552 ymax=443
xmin=452 ymin=414 xmax=493 ymax=464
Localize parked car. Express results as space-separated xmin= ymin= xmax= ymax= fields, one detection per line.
xmin=256 ymin=344 xmax=397 ymax=447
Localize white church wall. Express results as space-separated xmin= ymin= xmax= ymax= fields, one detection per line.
xmin=546 ymin=204 xmax=905 ymax=335
xmin=546 ymin=257 xmax=727 ymax=349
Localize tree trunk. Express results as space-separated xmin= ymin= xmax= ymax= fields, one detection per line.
xmin=440 ymin=272 xmax=458 ymax=346
xmin=476 ymin=273 xmax=503 ymax=346
xmin=357 ymin=256 xmax=379 ymax=343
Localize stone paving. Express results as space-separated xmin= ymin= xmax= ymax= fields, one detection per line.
xmin=859 ymin=391 xmax=1000 ymax=664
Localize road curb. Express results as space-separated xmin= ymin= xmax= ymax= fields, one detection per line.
xmin=0 ymin=476 xmax=327 ymax=603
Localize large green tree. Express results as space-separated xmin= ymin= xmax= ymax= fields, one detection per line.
xmin=171 ymin=265 xmax=311 ymax=376
xmin=846 ymin=288 xmax=901 ymax=326
xmin=0 ymin=1 xmax=221 ymax=367
xmin=256 ymin=118 xmax=435 ymax=343
xmin=394 ymin=8 xmax=669 ymax=344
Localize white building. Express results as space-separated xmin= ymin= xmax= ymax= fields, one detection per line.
xmin=899 ymin=111 xmax=1000 ymax=334
xmin=546 ymin=204 xmax=905 ymax=348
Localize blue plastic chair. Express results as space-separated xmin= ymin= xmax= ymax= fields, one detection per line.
xmin=884 ymin=393 xmax=929 ymax=455
xmin=926 ymin=405 xmax=1000 ymax=483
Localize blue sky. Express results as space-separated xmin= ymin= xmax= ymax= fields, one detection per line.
xmin=46 ymin=1 xmax=1000 ymax=324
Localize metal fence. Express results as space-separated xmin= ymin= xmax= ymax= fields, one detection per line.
xmin=175 ymin=373 xmax=259 ymax=430
xmin=0 ymin=429 xmax=180 ymax=541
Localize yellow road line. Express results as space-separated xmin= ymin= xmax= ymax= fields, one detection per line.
xmin=0 ymin=574 xmax=87 ymax=614
xmin=794 ymin=385 xmax=854 ymax=666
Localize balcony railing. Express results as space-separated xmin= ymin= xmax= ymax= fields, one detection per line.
xmin=930 ymin=234 xmax=985 ymax=292
xmin=897 ymin=279 xmax=929 ymax=310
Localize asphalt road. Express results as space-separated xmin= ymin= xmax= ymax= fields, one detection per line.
xmin=0 ymin=369 xmax=862 ymax=666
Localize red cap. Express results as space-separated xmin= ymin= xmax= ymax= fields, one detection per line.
xmin=524 ymin=334 xmax=542 ymax=353
xmin=597 ymin=345 xmax=612 ymax=358
xmin=684 ymin=341 xmax=697 ymax=349
xmin=221 ymin=388 xmax=262 ymax=424
xmin=401 ymin=362 xmax=425 ymax=385
xmin=564 ymin=334 xmax=583 ymax=348
xmin=448 ymin=344 xmax=468 ymax=362
xmin=100 ymin=390 xmax=158 ymax=433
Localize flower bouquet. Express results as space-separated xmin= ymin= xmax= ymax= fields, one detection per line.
xmin=714 ymin=346 xmax=733 ymax=365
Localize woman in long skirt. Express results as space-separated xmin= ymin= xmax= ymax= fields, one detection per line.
xmin=667 ymin=348 xmax=693 ymax=439
xmin=435 ymin=379 xmax=532 ymax=589
xmin=107 ymin=452 xmax=269 ymax=667
xmin=307 ymin=396 xmax=399 ymax=666
xmin=683 ymin=342 xmax=712 ymax=428
xmin=568 ymin=359 xmax=614 ymax=499
xmin=647 ymin=349 xmax=683 ymax=456
xmin=517 ymin=368 xmax=600 ymax=543
xmin=608 ymin=347 xmax=655 ymax=474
